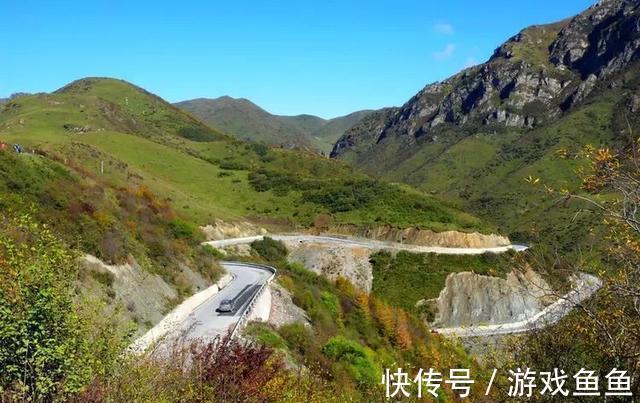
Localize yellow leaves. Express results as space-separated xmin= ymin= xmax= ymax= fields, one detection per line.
xmin=92 ymin=210 xmax=113 ymax=228
xmin=524 ymin=175 xmax=540 ymax=184
xmin=582 ymin=144 xmax=597 ymax=158
xmin=594 ymin=148 xmax=614 ymax=163
xmin=543 ymin=184 xmax=555 ymax=194
xmin=394 ymin=309 xmax=412 ymax=350
xmin=555 ymin=147 xmax=569 ymax=159
xmin=355 ymin=293 xmax=370 ymax=319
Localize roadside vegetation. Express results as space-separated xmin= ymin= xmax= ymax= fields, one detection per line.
xmin=0 ymin=151 xmax=223 ymax=296
xmin=370 ymin=250 xmax=516 ymax=313
xmin=238 ymin=238 xmax=495 ymax=400
xmin=504 ymin=143 xmax=640 ymax=396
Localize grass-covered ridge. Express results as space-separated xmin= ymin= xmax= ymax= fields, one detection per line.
xmin=0 ymin=151 xmax=223 ymax=297
xmin=0 ymin=77 xmax=492 ymax=234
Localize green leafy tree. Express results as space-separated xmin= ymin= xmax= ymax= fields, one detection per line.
xmin=0 ymin=213 xmax=118 ymax=400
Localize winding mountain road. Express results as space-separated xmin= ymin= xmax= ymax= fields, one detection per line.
xmin=133 ymin=234 xmax=600 ymax=353
xmin=174 ymin=262 xmax=272 ymax=341
xmin=207 ymin=234 xmax=529 ymax=255
xmin=131 ymin=262 xmax=273 ymax=353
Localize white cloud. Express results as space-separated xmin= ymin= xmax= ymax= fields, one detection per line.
xmin=433 ymin=44 xmax=456 ymax=61
xmin=434 ymin=23 xmax=454 ymax=35
xmin=464 ymin=57 xmax=479 ymax=68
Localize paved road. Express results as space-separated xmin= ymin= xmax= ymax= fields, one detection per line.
xmin=174 ymin=262 xmax=272 ymax=341
xmin=434 ymin=273 xmax=603 ymax=338
xmin=139 ymin=234 xmax=597 ymax=347
xmin=134 ymin=262 xmax=272 ymax=353
xmin=207 ymin=234 xmax=528 ymax=255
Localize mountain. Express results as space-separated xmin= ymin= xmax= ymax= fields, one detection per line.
xmin=175 ymin=97 xmax=372 ymax=153
xmin=331 ymin=0 xmax=640 ymax=252
xmin=0 ymin=74 xmax=492 ymax=349
xmin=1 ymin=77 xmax=498 ymax=399
xmin=0 ymin=77 xmax=489 ymax=232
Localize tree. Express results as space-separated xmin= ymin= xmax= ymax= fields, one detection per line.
xmin=514 ymin=137 xmax=640 ymax=397
xmin=0 ymin=213 xmax=117 ymax=400
xmin=394 ymin=309 xmax=412 ymax=350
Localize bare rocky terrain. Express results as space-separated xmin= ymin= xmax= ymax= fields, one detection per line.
xmin=80 ymin=255 xmax=213 ymax=336
xmin=426 ymin=267 xmax=554 ymax=327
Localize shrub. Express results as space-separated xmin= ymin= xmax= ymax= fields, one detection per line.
xmin=0 ymin=213 xmax=121 ymax=400
xmin=177 ymin=126 xmax=218 ymax=142
xmin=168 ymin=219 xmax=198 ymax=241
xmin=321 ymin=291 xmax=341 ymax=319
xmin=322 ymin=336 xmax=377 ymax=385
xmin=200 ymin=244 xmax=225 ymax=259
xmin=250 ymin=237 xmax=288 ymax=262
xmin=279 ymin=323 xmax=314 ymax=356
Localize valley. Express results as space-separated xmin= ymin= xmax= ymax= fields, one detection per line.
xmin=2 ymin=0 xmax=640 ymax=400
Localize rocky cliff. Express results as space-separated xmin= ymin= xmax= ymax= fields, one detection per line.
xmin=326 ymin=224 xmax=510 ymax=248
xmin=427 ymin=267 xmax=554 ymax=327
xmin=331 ymin=0 xmax=640 ymax=159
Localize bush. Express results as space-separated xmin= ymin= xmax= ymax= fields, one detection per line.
xmin=250 ymin=237 xmax=288 ymax=262
xmin=168 ymin=219 xmax=198 ymax=241
xmin=322 ymin=336 xmax=377 ymax=385
xmin=279 ymin=323 xmax=314 ymax=356
xmin=177 ymin=126 xmax=218 ymax=142
xmin=200 ymin=244 xmax=225 ymax=259
xmin=0 ymin=213 xmax=121 ymax=400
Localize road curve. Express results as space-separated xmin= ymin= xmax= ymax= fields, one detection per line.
xmin=174 ymin=262 xmax=272 ymax=341
xmin=434 ymin=273 xmax=603 ymax=338
xmin=208 ymin=235 xmax=600 ymax=338
xmin=207 ymin=234 xmax=528 ymax=255
xmin=137 ymin=234 xmax=597 ymax=348
xmin=131 ymin=262 xmax=273 ymax=353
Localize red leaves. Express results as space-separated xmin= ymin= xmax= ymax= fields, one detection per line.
xmin=189 ymin=333 xmax=284 ymax=402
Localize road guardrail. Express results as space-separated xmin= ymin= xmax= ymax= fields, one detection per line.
xmin=222 ymin=261 xmax=276 ymax=341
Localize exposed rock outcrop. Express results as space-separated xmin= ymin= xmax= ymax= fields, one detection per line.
xmin=200 ymin=219 xmax=267 ymax=241
xmin=81 ymin=254 xmax=214 ymax=336
xmin=268 ymin=282 xmax=311 ymax=327
xmin=284 ymin=241 xmax=374 ymax=291
xmin=331 ymin=0 xmax=640 ymax=160
xmin=326 ymin=224 xmax=510 ymax=248
xmin=428 ymin=267 xmax=554 ymax=328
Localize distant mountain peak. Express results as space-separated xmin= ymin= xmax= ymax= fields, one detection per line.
xmin=175 ymin=97 xmax=373 ymax=153
xmin=332 ymin=0 xmax=640 ymax=159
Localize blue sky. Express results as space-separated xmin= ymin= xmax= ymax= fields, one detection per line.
xmin=2 ymin=0 xmax=594 ymax=118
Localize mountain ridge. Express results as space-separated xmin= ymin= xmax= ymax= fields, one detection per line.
xmin=330 ymin=0 xmax=640 ymax=253
xmin=176 ymin=96 xmax=372 ymax=153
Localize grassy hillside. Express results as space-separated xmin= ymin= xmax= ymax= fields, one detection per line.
xmin=371 ymin=250 xmax=515 ymax=313
xmin=174 ymin=96 xmax=315 ymax=150
xmin=176 ymin=96 xmax=372 ymax=153
xmin=336 ymin=66 xmax=640 ymax=258
xmin=0 ymin=79 xmax=500 ymax=401
xmin=0 ymin=78 xmax=490 ymax=234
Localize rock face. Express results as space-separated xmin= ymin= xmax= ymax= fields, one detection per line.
xmin=200 ymin=219 xmax=267 ymax=241
xmin=327 ymin=224 xmax=510 ymax=248
xmin=331 ymin=0 xmax=640 ymax=160
xmin=268 ymin=282 xmax=311 ymax=327
xmin=81 ymin=255 xmax=213 ymax=336
xmin=429 ymin=268 xmax=553 ymax=327
xmin=285 ymin=241 xmax=374 ymax=291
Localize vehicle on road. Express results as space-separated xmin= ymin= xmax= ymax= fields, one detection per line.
xmin=217 ymin=299 xmax=234 ymax=313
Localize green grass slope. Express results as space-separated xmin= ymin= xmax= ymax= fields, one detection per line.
xmin=336 ymin=66 xmax=640 ymax=257
xmin=0 ymin=77 xmax=490 ymax=234
xmin=176 ymin=96 xmax=372 ymax=154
